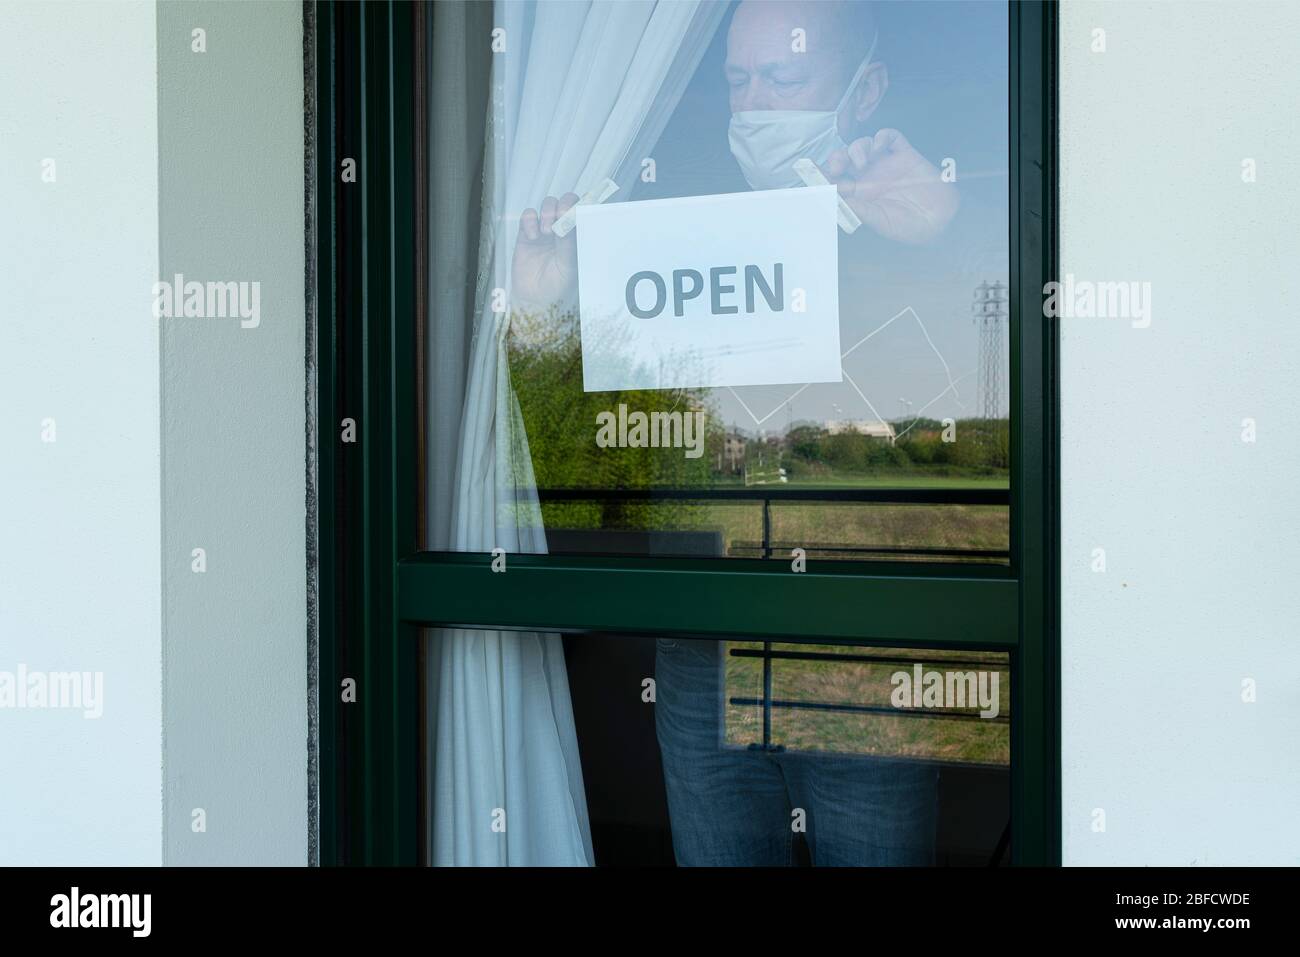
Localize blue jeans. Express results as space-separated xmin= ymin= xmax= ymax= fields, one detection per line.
xmin=654 ymin=638 xmax=938 ymax=866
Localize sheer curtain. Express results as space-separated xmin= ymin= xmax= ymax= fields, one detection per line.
xmin=425 ymin=0 xmax=726 ymax=866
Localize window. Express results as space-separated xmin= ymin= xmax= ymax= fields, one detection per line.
xmin=315 ymin=0 xmax=1057 ymax=866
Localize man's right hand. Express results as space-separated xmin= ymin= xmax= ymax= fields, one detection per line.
xmin=511 ymin=192 xmax=580 ymax=312
xmin=819 ymin=129 xmax=959 ymax=245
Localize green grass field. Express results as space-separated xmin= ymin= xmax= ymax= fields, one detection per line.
xmin=723 ymin=643 xmax=1011 ymax=766
xmin=537 ymin=470 xmax=1010 ymax=562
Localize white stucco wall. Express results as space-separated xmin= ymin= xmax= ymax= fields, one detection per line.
xmin=1059 ymin=0 xmax=1300 ymax=864
xmin=157 ymin=0 xmax=307 ymax=865
xmin=0 ymin=0 xmax=307 ymax=866
xmin=0 ymin=0 xmax=163 ymax=865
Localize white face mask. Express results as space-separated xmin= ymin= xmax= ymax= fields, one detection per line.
xmin=728 ymin=33 xmax=878 ymax=191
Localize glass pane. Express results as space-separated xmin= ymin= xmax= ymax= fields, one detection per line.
xmin=723 ymin=643 xmax=1010 ymax=764
xmin=423 ymin=628 xmax=1011 ymax=866
xmin=422 ymin=0 xmax=1010 ymax=562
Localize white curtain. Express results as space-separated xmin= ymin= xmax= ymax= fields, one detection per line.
xmin=425 ymin=0 xmax=726 ymax=866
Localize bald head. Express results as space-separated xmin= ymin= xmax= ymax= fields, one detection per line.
xmin=726 ymin=1 xmax=877 ymax=108
xmin=731 ymin=2 xmax=876 ymax=68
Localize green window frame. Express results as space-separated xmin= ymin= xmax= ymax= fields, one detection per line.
xmin=313 ymin=0 xmax=1059 ymax=866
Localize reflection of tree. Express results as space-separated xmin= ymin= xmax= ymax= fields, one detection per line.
xmin=783 ymin=418 xmax=1011 ymax=478
xmin=506 ymin=305 xmax=718 ymax=531
xmin=895 ymin=418 xmax=1009 ymax=471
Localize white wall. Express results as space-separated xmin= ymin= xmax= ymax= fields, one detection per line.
xmin=1060 ymin=0 xmax=1300 ymax=864
xmin=0 ymin=1 xmax=162 ymax=865
xmin=157 ymin=1 xmax=307 ymax=865
xmin=0 ymin=0 xmax=307 ymax=866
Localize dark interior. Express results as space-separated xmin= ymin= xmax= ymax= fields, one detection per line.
xmin=564 ymin=632 xmax=1010 ymax=867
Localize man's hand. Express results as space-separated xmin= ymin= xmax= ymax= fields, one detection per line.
xmin=819 ymin=129 xmax=958 ymax=245
xmin=511 ymin=192 xmax=580 ymax=313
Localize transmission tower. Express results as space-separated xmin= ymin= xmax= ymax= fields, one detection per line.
xmin=972 ymin=280 xmax=1008 ymax=422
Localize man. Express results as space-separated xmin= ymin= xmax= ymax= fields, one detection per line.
xmin=511 ymin=0 xmax=959 ymax=310
xmin=515 ymin=0 xmax=946 ymax=866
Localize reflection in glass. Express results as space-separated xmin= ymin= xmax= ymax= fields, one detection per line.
xmin=418 ymin=0 xmax=1014 ymax=867
xmin=426 ymin=630 xmax=1013 ymax=866
xmin=424 ymin=0 xmax=1012 ymax=563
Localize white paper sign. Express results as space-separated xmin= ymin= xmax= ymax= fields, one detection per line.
xmin=575 ymin=186 xmax=842 ymax=392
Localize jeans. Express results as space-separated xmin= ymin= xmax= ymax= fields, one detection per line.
xmin=654 ymin=637 xmax=939 ymax=866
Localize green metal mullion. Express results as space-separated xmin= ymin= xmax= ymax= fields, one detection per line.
xmin=398 ymin=555 xmax=1018 ymax=649
xmin=319 ymin=0 xmax=418 ymax=869
xmin=358 ymin=1 xmax=390 ymax=865
xmin=1039 ymin=0 xmax=1062 ymax=867
xmin=346 ymin=0 xmax=419 ymax=867
xmin=359 ymin=0 xmax=418 ymax=866
xmin=320 ymin=0 xmax=368 ymax=867
xmin=386 ymin=0 xmax=420 ymax=866
xmin=358 ymin=1 xmax=374 ymax=868
xmin=1009 ymin=0 xmax=1059 ymax=866
xmin=1045 ymin=0 xmax=1062 ymax=869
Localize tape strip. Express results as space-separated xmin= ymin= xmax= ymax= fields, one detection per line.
xmin=551 ymin=178 xmax=619 ymax=238
xmin=793 ymin=158 xmax=862 ymax=234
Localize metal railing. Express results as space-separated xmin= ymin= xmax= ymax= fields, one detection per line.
xmin=538 ymin=484 xmax=1013 ymax=754
xmin=537 ymin=484 xmax=1011 ymax=561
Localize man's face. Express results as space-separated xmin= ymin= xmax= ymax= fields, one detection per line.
xmin=725 ymin=1 xmax=855 ymax=114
